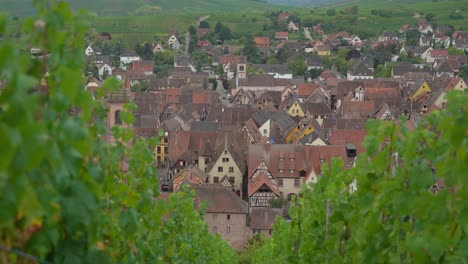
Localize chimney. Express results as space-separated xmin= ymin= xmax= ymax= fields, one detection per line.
xmin=346 ymin=143 xmax=357 ymax=158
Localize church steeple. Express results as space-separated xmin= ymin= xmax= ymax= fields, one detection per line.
xmin=236 ymin=51 xmax=247 ymax=86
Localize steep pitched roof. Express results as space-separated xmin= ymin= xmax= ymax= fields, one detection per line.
xmin=194 ymin=184 xmax=248 ymax=214
xmin=297 ymin=83 xmax=321 ymax=97
xmin=248 ymin=172 xmax=281 ymax=196
xmin=173 ymin=166 xmax=208 ymax=192
xmin=251 ymin=109 xmax=272 ymax=126
xmin=349 ymin=61 xmax=372 ymax=76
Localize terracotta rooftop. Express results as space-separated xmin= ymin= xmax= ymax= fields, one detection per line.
xmin=248 ymin=172 xmax=281 ymax=197
xmin=254 ymin=37 xmax=270 ymax=47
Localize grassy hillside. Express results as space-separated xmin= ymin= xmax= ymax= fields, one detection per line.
xmin=0 ymin=0 xmax=283 ymax=17
xmin=323 ymin=0 xmax=468 ymax=32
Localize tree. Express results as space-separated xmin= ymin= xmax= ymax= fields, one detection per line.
xmin=0 ymin=2 xmax=238 ymax=263
xmin=254 ymin=90 xmax=468 ymax=263
xmin=345 ymin=49 xmax=361 ymax=61
xmin=405 ymin=29 xmax=421 ymax=46
xmin=308 ymin=68 xmax=324 ymax=79
xmin=459 ymin=66 xmax=468 ymax=78
xmin=215 ymin=21 xmax=223 ymax=33
xmin=243 ymin=38 xmax=261 ymax=64
xmin=326 ymin=9 xmax=336 ymax=16
xmin=219 ymin=26 xmax=232 ymax=41
xmin=188 ymin=25 xmax=197 ymax=36
xmin=199 ymin=20 xmax=210 ymax=29
xmin=289 ymin=56 xmax=307 ymax=76
xmin=448 ymin=46 xmax=464 ymax=55
xmin=374 ymin=63 xmax=393 ymax=78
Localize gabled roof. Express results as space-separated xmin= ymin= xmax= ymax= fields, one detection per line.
xmin=194 ymin=184 xmax=248 ymax=214
xmin=349 ymin=61 xmax=372 ymax=76
xmin=248 ymin=172 xmax=281 ymax=197
xmin=435 ymin=60 xmax=454 ymax=73
xmin=251 ymin=109 xmax=272 ymax=126
xmin=254 ymin=37 xmax=270 ymax=46
xmin=270 ymin=111 xmax=296 ymax=134
xmin=173 ymin=165 xmax=208 ymax=192
xmin=297 ymin=83 xmax=321 ymax=97
xmin=244 ymin=118 xmax=264 ymax=143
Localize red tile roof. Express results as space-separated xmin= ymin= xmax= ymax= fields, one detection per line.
xmin=128 ymin=60 xmax=154 ymax=73
xmin=254 ymin=37 xmax=270 ymax=47
xmin=218 ymin=55 xmax=242 ymax=65
xmin=297 ymin=83 xmax=322 ymax=97
xmin=275 ymin=32 xmax=289 ymax=38
xmin=428 ymin=49 xmax=449 ymax=58
xmin=328 ymin=129 xmax=367 ymax=154
xmin=248 ymin=172 xmax=281 ymax=197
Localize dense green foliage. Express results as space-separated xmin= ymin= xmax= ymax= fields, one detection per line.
xmin=0 ymin=1 xmax=237 ymax=263
xmin=253 ymin=91 xmax=468 ymax=263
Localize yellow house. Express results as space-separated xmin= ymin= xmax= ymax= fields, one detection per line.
xmin=452 ymin=78 xmax=467 ymax=91
xmin=155 ymin=129 xmax=169 ymax=167
xmin=287 ymin=99 xmax=305 ymax=117
xmin=410 ymin=80 xmax=432 ymax=101
xmin=285 ymin=119 xmax=316 ymax=144
xmin=314 ymin=44 xmax=331 ymax=56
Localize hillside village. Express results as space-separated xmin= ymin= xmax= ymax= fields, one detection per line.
xmin=27 ymin=12 xmax=468 ymax=249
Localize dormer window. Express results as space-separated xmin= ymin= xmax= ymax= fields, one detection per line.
xmin=290 ymin=169 xmax=295 ymax=173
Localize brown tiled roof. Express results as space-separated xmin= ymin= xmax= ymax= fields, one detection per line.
xmin=244 ymin=118 xmax=263 ymax=143
xmin=250 ymin=208 xmax=283 ymax=230
xmin=128 ymin=60 xmax=154 ymax=73
xmin=341 ymin=101 xmax=376 ymax=119
xmin=248 ymin=172 xmax=281 ymax=196
xmin=218 ymin=55 xmax=242 ymax=65
xmin=305 ymin=145 xmax=352 ymax=178
xmin=297 ymin=83 xmax=321 ymax=97
xmin=194 ymin=184 xmax=248 ymax=214
xmin=248 ymin=144 xmax=309 ymax=179
xmin=322 ymin=118 xmax=367 ymax=131
xmin=428 ymin=49 xmax=448 ymax=58
xmin=303 ymin=102 xmax=332 ymax=116
xmin=238 ymin=74 xmax=292 ymax=87
xmin=365 ymin=87 xmax=400 ymax=105
xmin=275 ymin=32 xmax=289 ymax=38
xmin=206 ymin=106 xmax=257 ymax=127
xmin=328 ymin=129 xmax=367 ymax=154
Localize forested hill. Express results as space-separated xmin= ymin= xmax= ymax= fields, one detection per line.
xmin=264 ymin=0 xmax=349 ymax=7
xmin=1 ymin=0 xmax=281 ymax=16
